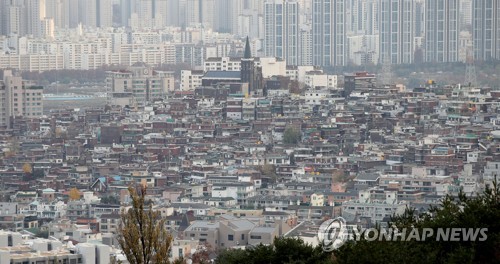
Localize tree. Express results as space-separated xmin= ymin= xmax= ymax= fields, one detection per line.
xmin=332 ymin=170 xmax=352 ymax=183
xmin=283 ymin=127 xmax=301 ymax=145
xmin=215 ymin=237 xmax=334 ymax=264
xmin=4 ymin=140 xmax=19 ymax=158
xmin=332 ymin=180 xmax=500 ymax=264
xmin=191 ymin=242 xmax=215 ymax=264
xmin=68 ymin=188 xmax=81 ymax=201
xmin=117 ymin=185 xmax=173 ymax=264
xmin=259 ymin=164 xmax=277 ymax=183
xmin=22 ymin=163 xmax=33 ymax=174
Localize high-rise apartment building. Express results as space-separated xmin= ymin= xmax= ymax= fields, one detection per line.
xmin=41 ymin=0 xmax=111 ymax=29
xmin=201 ymin=0 xmax=216 ymax=30
xmin=215 ymin=0 xmax=244 ymax=34
xmin=264 ymin=0 xmax=300 ymax=66
xmin=425 ymin=0 xmax=460 ymax=62
xmin=237 ymin=9 xmax=264 ymax=39
xmin=415 ymin=0 xmax=425 ymax=37
xmin=119 ymin=0 xmax=133 ymax=27
xmin=473 ymin=0 xmax=500 ymax=61
xmin=78 ymin=0 xmax=97 ymax=28
xmin=66 ymin=0 xmax=80 ymax=28
xmin=0 ymin=0 xmax=5 ymax=35
xmin=1 ymin=0 xmax=25 ymax=36
xmin=40 ymin=17 xmax=54 ymax=39
xmin=4 ymin=3 xmax=26 ymax=36
xmin=379 ymin=0 xmax=416 ymax=64
xmin=154 ymin=0 xmax=169 ymax=28
xmin=185 ymin=0 xmax=201 ymax=27
xmin=362 ymin=0 xmax=380 ymax=35
xmin=300 ymin=25 xmax=313 ymax=66
xmin=26 ymin=0 xmax=46 ymax=37
xmin=312 ymin=0 xmax=346 ymax=67
xmin=460 ymin=0 xmax=472 ymax=29
xmin=97 ymin=0 xmax=113 ymax=28
xmin=0 ymin=70 xmax=44 ymax=129
xmin=45 ymin=0 xmax=66 ymax=29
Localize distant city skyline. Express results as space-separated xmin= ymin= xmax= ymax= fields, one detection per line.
xmin=0 ymin=0 xmax=497 ymax=70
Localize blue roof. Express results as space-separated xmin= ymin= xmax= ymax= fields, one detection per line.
xmin=204 ymin=71 xmax=241 ymax=79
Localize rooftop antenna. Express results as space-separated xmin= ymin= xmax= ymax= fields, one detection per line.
xmin=464 ymin=47 xmax=477 ymax=87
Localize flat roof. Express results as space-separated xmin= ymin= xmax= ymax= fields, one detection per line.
xmin=204 ymin=71 xmax=241 ymax=79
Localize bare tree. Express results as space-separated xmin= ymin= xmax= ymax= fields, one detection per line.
xmin=118 ymin=185 xmax=173 ymax=264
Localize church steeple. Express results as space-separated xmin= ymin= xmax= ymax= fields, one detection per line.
xmin=244 ymin=36 xmax=252 ymax=59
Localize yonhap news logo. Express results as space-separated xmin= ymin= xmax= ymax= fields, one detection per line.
xmin=318 ymin=217 xmax=348 ymax=252
xmin=318 ymin=217 xmax=488 ymax=252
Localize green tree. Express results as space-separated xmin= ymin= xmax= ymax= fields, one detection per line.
xmin=333 ymin=181 xmax=500 ymax=264
xmin=215 ymin=237 xmax=333 ymax=264
xmin=118 ymin=185 xmax=173 ymax=264
xmin=283 ymin=127 xmax=301 ymax=145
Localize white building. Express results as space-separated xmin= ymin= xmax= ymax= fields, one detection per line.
xmin=0 ymin=232 xmax=111 ymax=264
xmin=257 ymin=57 xmax=287 ymax=78
xmin=286 ymin=65 xmax=315 ymax=83
xmin=106 ymin=67 xmax=174 ymax=107
xmin=348 ymin=35 xmax=379 ymax=65
xmin=0 ymin=70 xmax=44 ymax=128
xmin=483 ymin=161 xmax=500 ymax=187
xmin=303 ymin=89 xmax=331 ymax=105
xmin=204 ymin=57 xmax=242 ymax=72
xmin=180 ymin=70 xmax=204 ymax=91
xmin=20 ymin=201 xmax=67 ymax=219
xmin=212 ymin=182 xmax=256 ymax=205
xmin=238 ymin=9 xmax=264 ymax=39
xmin=304 ymin=71 xmax=338 ymax=90
xmin=342 ymin=189 xmax=407 ymax=224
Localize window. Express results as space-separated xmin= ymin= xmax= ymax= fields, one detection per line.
xmin=228 ymin=235 xmax=234 ymax=241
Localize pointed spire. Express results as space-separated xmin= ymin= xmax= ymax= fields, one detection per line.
xmin=244 ymin=36 xmax=252 ymax=59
